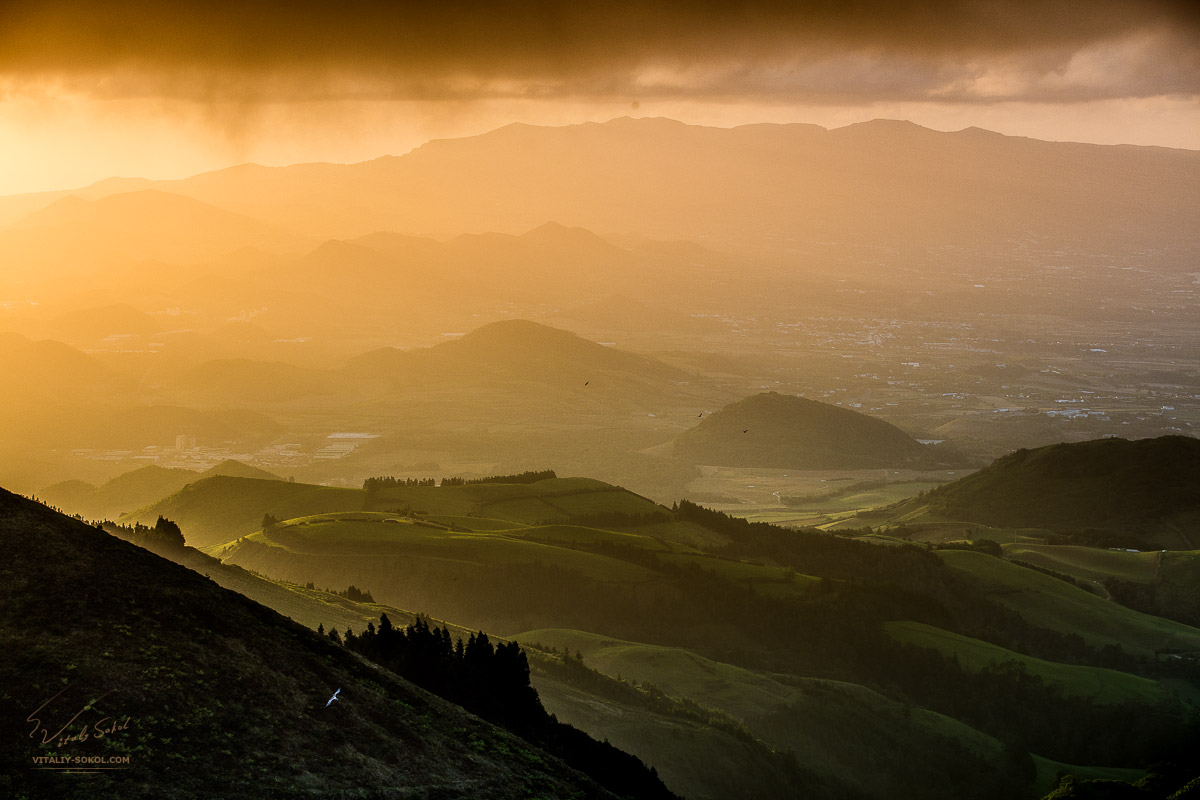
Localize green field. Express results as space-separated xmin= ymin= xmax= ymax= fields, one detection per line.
xmin=369 ymin=477 xmax=663 ymax=524
xmin=131 ymin=474 xmax=668 ymax=549
xmin=1003 ymin=544 xmax=1162 ymax=585
xmin=680 ymin=467 xmax=961 ymax=529
xmin=231 ymin=514 xmax=660 ymax=583
xmin=655 ymin=551 xmax=822 ymax=598
xmin=630 ymin=519 xmax=731 ymax=549
xmin=517 ymin=628 xmax=1016 ymax=799
xmin=520 ymin=629 xmax=795 ymax=718
xmin=421 ymin=514 xmax=529 ymax=531
xmin=504 ymin=524 xmax=678 ymax=553
xmin=884 ymin=621 xmax=1171 ymax=705
xmin=211 ymin=509 xmax=674 ymax=635
xmin=529 ymin=675 xmax=798 ymax=800
xmin=174 ymin=547 xmax=423 ymax=633
xmin=939 ymin=550 xmax=1200 ymax=658
xmin=1031 ymin=757 xmax=1144 ymax=798
xmin=125 ymin=476 xmax=365 ymax=548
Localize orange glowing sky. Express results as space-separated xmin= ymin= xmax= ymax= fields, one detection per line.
xmin=1 ymin=0 xmax=1197 ymax=195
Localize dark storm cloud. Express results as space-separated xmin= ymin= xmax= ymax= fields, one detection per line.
xmin=0 ymin=0 xmax=1196 ymax=101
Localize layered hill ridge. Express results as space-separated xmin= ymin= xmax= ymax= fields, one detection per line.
xmin=0 ymin=190 xmax=306 ymax=294
xmin=348 ymin=319 xmax=689 ymax=393
xmin=120 ymin=473 xmax=666 ymax=549
xmin=669 ymin=391 xmax=930 ymax=469
xmin=0 ymin=336 xmax=120 ymax=404
xmin=267 ymin=223 xmax=702 ymax=321
xmin=41 ymin=460 xmax=279 ymax=521
xmin=886 ymin=436 xmax=1200 ymax=548
xmin=0 ymin=486 xmax=639 ymax=799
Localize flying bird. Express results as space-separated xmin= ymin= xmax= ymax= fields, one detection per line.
xmin=325 ymin=688 xmax=341 ymax=708
xmin=584 ymin=380 xmax=589 ymax=386
xmin=743 ymin=429 xmax=749 ymax=433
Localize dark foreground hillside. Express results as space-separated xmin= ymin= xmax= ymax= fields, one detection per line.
xmin=0 ymin=487 xmax=648 ymax=799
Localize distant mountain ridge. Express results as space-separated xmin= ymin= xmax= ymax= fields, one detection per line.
xmin=3 ymin=118 xmax=1195 ymax=266
xmin=668 ymin=391 xmax=931 ymax=469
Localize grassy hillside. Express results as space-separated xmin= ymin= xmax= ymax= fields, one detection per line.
xmin=0 ymin=487 xmax=637 ymax=800
xmin=210 ymin=512 xmax=670 ymax=634
xmin=168 ymin=547 xmax=421 ymax=634
xmin=104 ymin=514 xmax=821 ymax=800
xmin=529 ymin=676 xmax=803 ymax=800
xmin=670 ymin=391 xmax=933 ymax=470
xmin=1003 ymin=544 xmax=1162 ymax=586
xmin=884 ymin=621 xmax=1171 ymax=705
xmin=887 ymin=437 xmax=1200 ymax=548
xmin=127 ymin=473 xmax=670 ymax=549
xmin=123 ymin=476 xmax=365 ymax=547
xmin=367 ymin=476 xmax=665 ymax=523
xmin=938 ymin=550 xmax=1200 ymax=657
xmin=516 ymin=629 xmax=1027 ymax=800
xmin=197 ymin=485 xmax=1200 ymax=781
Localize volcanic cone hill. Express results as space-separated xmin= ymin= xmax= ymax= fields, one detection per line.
xmin=670 ymin=392 xmax=929 ymax=469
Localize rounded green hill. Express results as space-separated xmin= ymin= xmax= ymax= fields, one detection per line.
xmin=671 ymin=391 xmax=927 ymax=469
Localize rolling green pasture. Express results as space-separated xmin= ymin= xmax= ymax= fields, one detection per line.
xmin=1031 ymin=758 xmax=1144 ymax=797
xmin=681 ymin=467 xmax=960 ymax=529
xmin=125 ymin=476 xmax=365 ymax=548
xmin=1003 ymin=544 xmax=1161 ymax=585
xmin=504 ymin=524 xmax=677 ymax=552
xmin=236 ymin=514 xmax=659 ymax=583
xmin=421 ymin=514 xmax=528 ymax=531
xmin=655 ymin=551 xmax=822 ymax=597
xmin=939 ymin=550 xmax=1200 ymax=657
xmin=884 ymin=621 xmax=1170 ymax=705
xmin=517 ymin=628 xmax=1013 ymax=798
xmin=369 ymin=477 xmax=661 ymax=524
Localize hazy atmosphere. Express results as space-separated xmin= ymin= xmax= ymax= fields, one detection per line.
xmin=2 ymin=0 xmax=1198 ymax=193
xmin=2 ymin=2 xmax=1199 ymax=799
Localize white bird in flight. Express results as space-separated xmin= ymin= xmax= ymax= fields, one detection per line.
xmin=325 ymin=688 xmax=341 ymax=708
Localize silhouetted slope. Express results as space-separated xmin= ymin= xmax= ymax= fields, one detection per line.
xmin=891 ymin=436 xmax=1200 ymax=547
xmin=0 ymin=487 xmax=631 ymax=799
xmin=671 ymin=391 xmax=927 ymax=469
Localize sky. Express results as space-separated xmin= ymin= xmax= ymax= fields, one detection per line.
xmin=1 ymin=0 xmax=1197 ymax=195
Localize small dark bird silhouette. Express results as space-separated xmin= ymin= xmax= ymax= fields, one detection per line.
xmin=698 ymin=412 xmax=703 ymax=417
xmin=743 ymin=429 xmax=749 ymax=433
xmin=584 ymin=381 xmax=589 ymax=386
